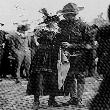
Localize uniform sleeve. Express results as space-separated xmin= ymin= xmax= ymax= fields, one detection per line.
xmin=83 ymin=23 xmax=92 ymax=44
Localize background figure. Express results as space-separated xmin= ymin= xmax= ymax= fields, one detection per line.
xmin=5 ymin=24 xmax=31 ymax=83
xmin=89 ymin=5 xmax=110 ymax=109
xmin=86 ymin=24 xmax=99 ymax=78
xmin=55 ymin=3 xmax=93 ymax=106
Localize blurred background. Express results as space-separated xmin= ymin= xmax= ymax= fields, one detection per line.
xmin=0 ymin=0 xmax=109 ymax=31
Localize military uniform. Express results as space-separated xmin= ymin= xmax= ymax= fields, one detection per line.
xmin=54 ymin=18 xmax=92 ymax=104
xmin=27 ymin=8 xmax=60 ymax=109
xmin=26 ymin=29 xmax=59 ymax=96
xmin=55 ymin=2 xmax=94 ymax=106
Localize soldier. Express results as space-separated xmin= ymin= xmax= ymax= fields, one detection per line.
xmin=54 ymin=3 xmax=93 ymax=106
xmin=88 ymin=24 xmax=99 ymax=78
xmin=26 ymin=8 xmax=60 ymax=110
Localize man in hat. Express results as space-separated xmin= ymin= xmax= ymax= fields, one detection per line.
xmin=55 ymin=3 xmax=93 ymax=106
xmin=5 ymin=24 xmax=31 ymax=83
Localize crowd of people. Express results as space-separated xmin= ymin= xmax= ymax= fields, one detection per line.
xmin=0 ymin=2 xmax=110 ymax=110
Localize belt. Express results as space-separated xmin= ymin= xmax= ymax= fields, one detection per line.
xmin=69 ymin=53 xmax=82 ymax=56
xmin=66 ymin=51 xmax=82 ymax=57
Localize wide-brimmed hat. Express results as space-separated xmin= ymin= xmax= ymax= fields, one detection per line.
xmin=57 ymin=3 xmax=84 ymax=15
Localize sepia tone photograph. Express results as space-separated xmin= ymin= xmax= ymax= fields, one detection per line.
xmin=0 ymin=0 xmax=110 ymax=109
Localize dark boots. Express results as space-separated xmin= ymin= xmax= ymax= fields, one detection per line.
xmin=33 ymin=95 xmax=60 ymax=110
xmin=33 ymin=95 xmax=40 ymax=110
xmin=48 ymin=95 xmax=59 ymax=107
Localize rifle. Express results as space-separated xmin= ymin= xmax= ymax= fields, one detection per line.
xmin=38 ymin=8 xmax=60 ymax=25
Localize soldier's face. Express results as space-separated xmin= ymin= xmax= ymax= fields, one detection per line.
xmin=63 ymin=13 xmax=76 ymax=20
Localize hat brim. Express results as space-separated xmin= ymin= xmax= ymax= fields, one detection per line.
xmin=38 ymin=21 xmax=55 ymax=26
xmin=56 ymin=6 xmax=84 ymax=14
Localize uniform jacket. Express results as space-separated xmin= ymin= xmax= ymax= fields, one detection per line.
xmin=54 ymin=19 xmax=92 ymax=72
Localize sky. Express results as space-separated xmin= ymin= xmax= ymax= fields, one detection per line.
xmin=0 ymin=0 xmax=110 ymax=31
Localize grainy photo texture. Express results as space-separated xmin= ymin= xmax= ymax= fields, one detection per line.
xmin=0 ymin=0 xmax=110 ymax=110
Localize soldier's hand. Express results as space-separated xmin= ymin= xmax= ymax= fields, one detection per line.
xmin=62 ymin=42 xmax=72 ymax=48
